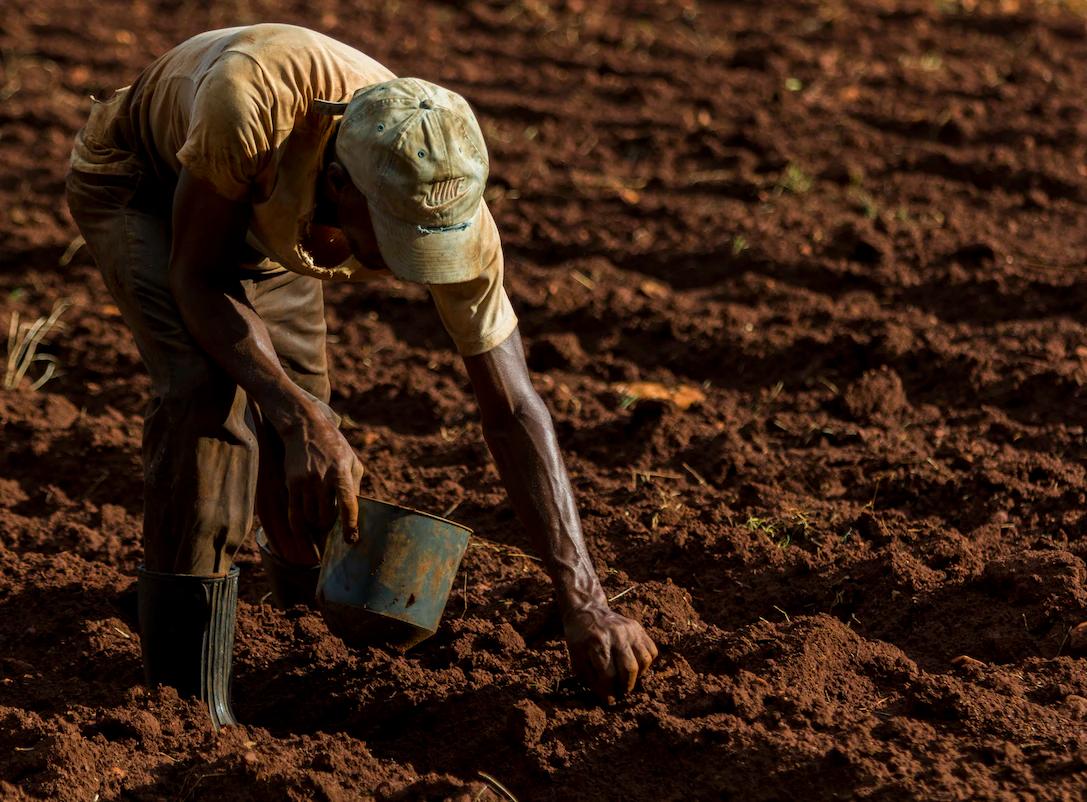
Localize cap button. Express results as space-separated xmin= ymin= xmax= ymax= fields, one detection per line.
xmin=419 ymin=98 xmax=432 ymax=109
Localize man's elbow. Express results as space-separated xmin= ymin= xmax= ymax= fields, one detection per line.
xmin=482 ymin=386 xmax=552 ymax=439
xmin=168 ymin=258 xmax=222 ymax=321
xmin=513 ymin=388 xmax=552 ymax=429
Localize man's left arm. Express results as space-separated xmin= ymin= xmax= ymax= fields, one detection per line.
xmin=463 ymin=328 xmax=658 ymax=702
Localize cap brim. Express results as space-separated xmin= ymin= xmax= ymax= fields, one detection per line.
xmin=368 ymin=201 xmax=484 ymax=285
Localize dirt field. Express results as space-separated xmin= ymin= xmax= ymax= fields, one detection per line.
xmin=3 ymin=0 xmax=1087 ymax=799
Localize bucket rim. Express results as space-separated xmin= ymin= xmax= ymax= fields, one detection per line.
xmin=358 ymin=495 xmax=474 ymax=535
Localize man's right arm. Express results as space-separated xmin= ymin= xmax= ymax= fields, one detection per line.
xmin=168 ymin=168 xmax=363 ymax=544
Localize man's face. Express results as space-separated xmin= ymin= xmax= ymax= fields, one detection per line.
xmin=335 ymin=178 xmax=389 ymax=273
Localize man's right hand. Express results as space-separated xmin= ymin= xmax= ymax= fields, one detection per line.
xmin=280 ymin=401 xmax=365 ymax=545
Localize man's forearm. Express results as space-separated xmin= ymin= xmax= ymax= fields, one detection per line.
xmin=167 ymin=169 xmax=314 ymax=432
xmin=465 ymin=331 xmax=658 ymax=696
xmin=478 ymin=391 xmax=608 ymax=613
xmin=171 ymin=277 xmax=309 ymax=431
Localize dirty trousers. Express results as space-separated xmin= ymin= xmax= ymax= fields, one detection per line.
xmin=66 ymin=169 xmax=330 ymax=576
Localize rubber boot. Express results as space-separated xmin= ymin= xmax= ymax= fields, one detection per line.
xmin=137 ymin=566 xmax=239 ymax=730
xmin=256 ymin=527 xmax=321 ymax=608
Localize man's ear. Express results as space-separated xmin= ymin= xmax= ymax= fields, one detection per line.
xmin=326 ymin=160 xmax=351 ymax=198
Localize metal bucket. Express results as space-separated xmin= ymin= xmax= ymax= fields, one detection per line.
xmin=316 ymin=496 xmax=471 ymax=651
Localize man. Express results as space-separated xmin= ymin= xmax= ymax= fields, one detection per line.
xmin=66 ymin=23 xmax=657 ymax=728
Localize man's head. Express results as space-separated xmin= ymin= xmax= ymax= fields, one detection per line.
xmin=318 ymin=78 xmax=489 ymax=284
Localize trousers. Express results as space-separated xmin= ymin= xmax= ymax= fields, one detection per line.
xmin=66 ymin=167 xmax=331 ymax=576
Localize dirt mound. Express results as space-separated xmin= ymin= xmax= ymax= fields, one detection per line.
xmin=4 ymin=0 xmax=1087 ymax=799
xmin=842 ymin=366 xmax=908 ymax=422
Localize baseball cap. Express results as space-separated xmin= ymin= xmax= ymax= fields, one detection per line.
xmin=316 ymin=78 xmax=489 ymax=285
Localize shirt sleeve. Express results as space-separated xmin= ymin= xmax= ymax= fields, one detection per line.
xmin=428 ymin=203 xmax=519 ymax=356
xmin=176 ymin=52 xmax=276 ymax=201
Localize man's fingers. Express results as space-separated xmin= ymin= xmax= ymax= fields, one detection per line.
xmin=614 ymin=644 xmax=640 ymax=696
xmin=586 ymin=643 xmax=615 ymax=702
xmin=570 ymin=641 xmax=613 ymax=703
xmin=567 ymin=618 xmax=656 ymax=704
xmin=338 ymin=475 xmax=360 ymax=543
xmin=592 ymin=675 xmax=614 ymax=704
xmin=634 ymin=642 xmax=656 ymax=675
xmin=646 ymin=636 xmax=659 ymax=661
xmin=316 ymin=477 xmax=338 ymax=532
xmin=569 ymin=644 xmax=598 ymax=693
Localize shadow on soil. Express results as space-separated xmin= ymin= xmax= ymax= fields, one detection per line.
xmin=0 ymin=581 xmax=142 ymax=715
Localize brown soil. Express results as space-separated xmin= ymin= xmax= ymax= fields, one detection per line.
xmin=3 ymin=0 xmax=1087 ymax=799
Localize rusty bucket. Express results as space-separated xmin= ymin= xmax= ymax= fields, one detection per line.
xmin=317 ymin=497 xmax=471 ymax=651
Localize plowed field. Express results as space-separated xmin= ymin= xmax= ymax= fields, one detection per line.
xmin=3 ymin=1 xmax=1087 ymax=799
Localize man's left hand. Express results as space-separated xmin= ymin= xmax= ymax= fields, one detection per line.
xmin=564 ymin=604 xmax=658 ymax=704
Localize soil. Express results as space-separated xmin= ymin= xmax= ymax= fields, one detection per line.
xmin=3 ymin=0 xmax=1087 ymax=799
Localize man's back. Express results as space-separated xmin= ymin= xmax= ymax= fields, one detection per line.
xmin=76 ymin=24 xmax=393 ymax=190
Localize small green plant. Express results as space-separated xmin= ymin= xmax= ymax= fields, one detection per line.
xmin=745 ymin=510 xmax=813 ymax=550
xmin=847 ymin=186 xmax=880 ymax=220
xmin=919 ymin=52 xmax=943 ymax=72
xmin=788 ymin=509 xmax=812 ymax=535
xmin=777 ymin=164 xmax=813 ymax=195
xmin=731 ymin=235 xmax=749 ymax=256
xmin=745 ymin=516 xmax=777 ymax=535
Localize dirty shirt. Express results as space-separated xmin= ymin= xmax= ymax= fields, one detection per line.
xmin=70 ymin=23 xmax=517 ymax=356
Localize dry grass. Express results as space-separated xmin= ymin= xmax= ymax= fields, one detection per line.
xmin=4 ymin=298 xmax=72 ymax=391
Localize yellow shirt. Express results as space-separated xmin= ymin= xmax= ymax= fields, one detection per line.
xmin=70 ymin=23 xmax=517 ymax=356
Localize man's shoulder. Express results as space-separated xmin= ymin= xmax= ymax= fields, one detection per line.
xmin=214 ymin=24 xmax=393 ymax=85
xmin=219 ymin=23 xmax=347 ymax=60
xmin=183 ymin=24 xmax=394 ymax=127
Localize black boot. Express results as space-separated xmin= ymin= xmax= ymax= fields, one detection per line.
xmin=256 ymin=528 xmax=321 ymax=608
xmin=137 ymin=566 xmax=239 ymax=729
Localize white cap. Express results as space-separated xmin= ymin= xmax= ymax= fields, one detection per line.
xmin=322 ymin=77 xmax=489 ymax=284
